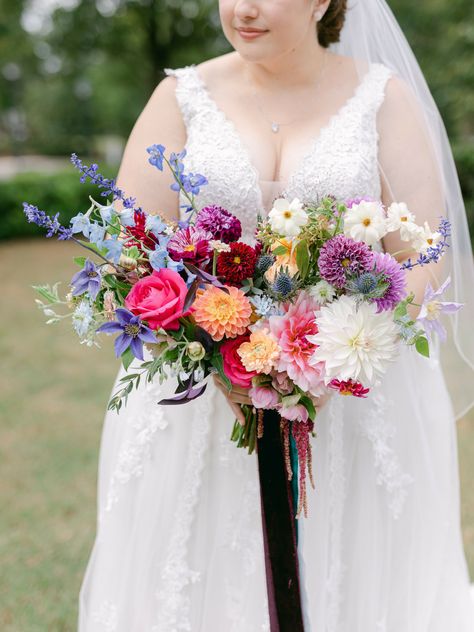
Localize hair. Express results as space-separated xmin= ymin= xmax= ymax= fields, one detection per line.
xmin=317 ymin=0 xmax=348 ymax=48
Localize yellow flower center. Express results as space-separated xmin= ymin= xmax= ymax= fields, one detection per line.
xmin=283 ymin=210 xmax=292 ymax=219
xmin=233 ymin=256 xmax=241 ymax=264
xmin=362 ymin=218 xmax=371 ymax=227
xmin=426 ymin=301 xmax=441 ymax=320
xmin=184 ymin=244 xmax=196 ymax=252
xmin=214 ymin=298 xmax=234 ymax=321
xmin=341 ymin=258 xmax=351 ymax=268
xmin=427 ymin=238 xmax=433 ymax=245
xmin=401 ymin=216 xmax=408 ymax=222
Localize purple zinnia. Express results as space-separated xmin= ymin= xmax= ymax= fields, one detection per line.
xmin=195 ymin=205 xmax=242 ymax=243
xmin=96 ymin=308 xmax=157 ymax=360
xmin=318 ymin=234 xmax=372 ymax=289
xmin=344 ymin=196 xmax=374 ymax=209
xmin=369 ymin=251 xmax=407 ymax=312
xmin=167 ymin=226 xmax=213 ymax=262
xmin=70 ymin=259 xmax=102 ymax=300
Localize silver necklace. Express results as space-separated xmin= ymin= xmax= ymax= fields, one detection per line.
xmin=248 ymin=51 xmax=328 ymax=133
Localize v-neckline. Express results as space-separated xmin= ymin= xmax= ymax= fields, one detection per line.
xmin=190 ymin=63 xmax=376 ymax=212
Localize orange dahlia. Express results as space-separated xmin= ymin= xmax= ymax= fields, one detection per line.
xmin=237 ymin=328 xmax=280 ymax=374
xmin=193 ymin=285 xmax=252 ymax=341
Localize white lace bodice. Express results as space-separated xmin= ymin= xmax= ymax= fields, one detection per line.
xmin=165 ymin=62 xmax=393 ymax=242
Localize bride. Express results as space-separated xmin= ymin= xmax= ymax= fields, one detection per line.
xmin=79 ymin=0 xmax=474 ymax=630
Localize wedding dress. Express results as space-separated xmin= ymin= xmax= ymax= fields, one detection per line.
xmin=79 ymin=63 xmax=474 ymax=631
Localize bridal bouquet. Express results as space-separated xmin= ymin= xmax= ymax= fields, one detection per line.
xmin=24 ymin=145 xmax=460 ymax=516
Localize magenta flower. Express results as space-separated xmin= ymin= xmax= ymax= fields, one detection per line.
xmin=369 ymin=251 xmax=407 ymax=312
xmin=195 ymin=205 xmax=242 ymax=243
xmin=318 ymin=234 xmax=372 ymax=289
xmin=345 ymin=196 xmax=374 ymax=209
xmin=416 ymin=276 xmax=463 ymax=342
xmin=167 ymin=226 xmax=213 ymax=262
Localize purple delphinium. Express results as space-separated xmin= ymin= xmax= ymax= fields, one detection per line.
xmin=70 ymin=259 xmax=102 ymax=300
xmin=167 ymin=226 xmax=213 ymax=262
xmin=369 ymin=251 xmax=407 ymax=312
xmin=195 ymin=205 xmax=242 ymax=243
xmin=416 ymin=276 xmax=463 ymax=342
xmin=318 ymin=234 xmax=372 ymax=289
xmin=96 ymin=308 xmax=157 ymax=360
xmin=23 ymin=203 xmax=73 ymax=240
xmin=402 ymin=217 xmax=451 ymax=270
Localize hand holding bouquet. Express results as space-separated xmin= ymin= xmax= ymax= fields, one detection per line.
xmin=25 ymin=144 xmax=461 ymax=516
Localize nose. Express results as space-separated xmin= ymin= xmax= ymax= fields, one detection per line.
xmin=234 ymin=0 xmax=259 ymax=20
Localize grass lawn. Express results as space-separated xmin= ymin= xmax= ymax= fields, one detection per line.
xmin=1 ymin=238 xmax=473 ymax=630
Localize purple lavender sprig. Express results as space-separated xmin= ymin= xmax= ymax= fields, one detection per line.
xmin=402 ymin=218 xmax=451 ymax=271
xmin=70 ymin=154 xmax=138 ymax=211
xmin=23 ymin=203 xmax=73 ymax=240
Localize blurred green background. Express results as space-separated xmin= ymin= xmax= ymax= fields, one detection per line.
xmin=0 ymin=1 xmax=473 ymax=630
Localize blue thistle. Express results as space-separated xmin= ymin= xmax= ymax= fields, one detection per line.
xmin=272 ymin=272 xmax=296 ymax=298
xmin=354 ymin=272 xmax=378 ymax=295
xmin=256 ymin=254 xmax=276 ymax=274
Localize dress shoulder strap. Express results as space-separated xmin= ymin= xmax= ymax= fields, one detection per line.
xmin=360 ymin=62 xmax=394 ymax=116
xmin=164 ymin=65 xmax=206 ymax=127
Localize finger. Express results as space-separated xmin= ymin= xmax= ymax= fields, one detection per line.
xmin=229 ymin=401 xmax=246 ymax=425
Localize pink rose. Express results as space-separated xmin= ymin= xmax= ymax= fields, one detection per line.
xmin=221 ymin=335 xmax=256 ymax=387
xmin=125 ymin=268 xmax=189 ymax=331
xmin=278 ymin=403 xmax=309 ymax=423
xmin=249 ymin=386 xmax=279 ymax=410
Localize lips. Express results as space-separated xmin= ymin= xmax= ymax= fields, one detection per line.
xmin=236 ymin=28 xmax=268 ymax=40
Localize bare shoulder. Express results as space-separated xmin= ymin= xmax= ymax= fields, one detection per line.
xmin=195 ymin=51 xmax=242 ymax=89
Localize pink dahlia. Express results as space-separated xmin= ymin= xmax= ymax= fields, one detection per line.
xmin=268 ymin=291 xmax=326 ymax=396
xmin=318 ymin=234 xmax=372 ymax=289
xmin=369 ymin=251 xmax=407 ymax=312
xmin=329 ymin=379 xmax=370 ymax=398
xmin=167 ymin=226 xmax=213 ymax=262
xmin=195 ymin=205 xmax=242 ymax=243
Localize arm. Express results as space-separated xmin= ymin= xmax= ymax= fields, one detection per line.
xmin=114 ymin=75 xmax=187 ymax=221
xmin=378 ymin=75 xmax=445 ymax=317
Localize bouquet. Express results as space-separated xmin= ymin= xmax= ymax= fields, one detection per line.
xmin=24 ymin=144 xmax=461 ymax=517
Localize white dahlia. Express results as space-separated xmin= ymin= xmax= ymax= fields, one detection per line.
xmin=343 ymin=200 xmax=388 ymax=246
xmin=268 ymin=197 xmax=308 ymax=238
xmin=307 ymin=295 xmax=399 ymax=385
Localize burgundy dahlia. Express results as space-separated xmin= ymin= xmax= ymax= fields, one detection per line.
xmin=217 ymin=242 xmax=257 ymax=285
xmin=369 ymin=251 xmax=407 ymax=312
xmin=195 ymin=205 xmax=242 ymax=243
xmin=167 ymin=226 xmax=213 ymax=262
xmin=125 ymin=209 xmax=157 ymax=251
xmin=318 ymin=234 xmax=372 ymax=289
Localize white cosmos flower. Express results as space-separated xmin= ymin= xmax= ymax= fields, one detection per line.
xmin=268 ymin=197 xmax=308 ymax=238
xmin=307 ymin=295 xmax=399 ymax=386
xmin=343 ymin=200 xmax=388 ymax=246
xmin=386 ymin=202 xmax=418 ymax=241
xmin=410 ymin=221 xmax=442 ymax=254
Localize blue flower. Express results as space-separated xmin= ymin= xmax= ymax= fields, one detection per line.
xmin=149 ymin=235 xmax=184 ymax=272
xmin=70 ymin=212 xmax=92 ymax=237
xmin=88 ymin=222 xmax=106 ymax=246
xmin=23 ymin=203 xmax=72 ymax=240
xmin=250 ymin=295 xmax=278 ymax=317
xmin=147 ymin=144 xmax=166 ymax=171
xmin=96 ymin=308 xmax=157 ymax=360
xmin=119 ymin=208 xmax=135 ymax=228
xmin=97 ymin=202 xmax=116 ymax=224
xmin=171 ymin=172 xmax=208 ymax=196
xmin=149 ymin=248 xmax=167 ymax=271
xmin=70 ymin=259 xmax=102 ymax=300
xmin=103 ymin=236 xmax=123 ymax=263
xmin=145 ymin=214 xmax=167 ymax=234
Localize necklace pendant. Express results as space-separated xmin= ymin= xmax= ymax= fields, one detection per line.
xmin=271 ymin=122 xmax=280 ymax=133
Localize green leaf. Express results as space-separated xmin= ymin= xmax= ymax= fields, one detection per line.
xmin=295 ymin=240 xmax=310 ymax=280
xmin=272 ymin=245 xmax=287 ymax=256
xmin=415 ymin=336 xmax=430 ymax=358
xmin=121 ymin=346 xmax=135 ymax=371
xmin=300 ymin=395 xmax=317 ymax=422
xmin=32 ymin=282 xmax=61 ymax=304
xmin=394 ymin=302 xmax=408 ymax=320
xmin=74 ymin=256 xmax=87 ymax=267
xmin=211 ymin=353 xmax=232 ymax=391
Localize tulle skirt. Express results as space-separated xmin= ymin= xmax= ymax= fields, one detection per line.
xmin=79 ymin=347 xmax=474 ymax=631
